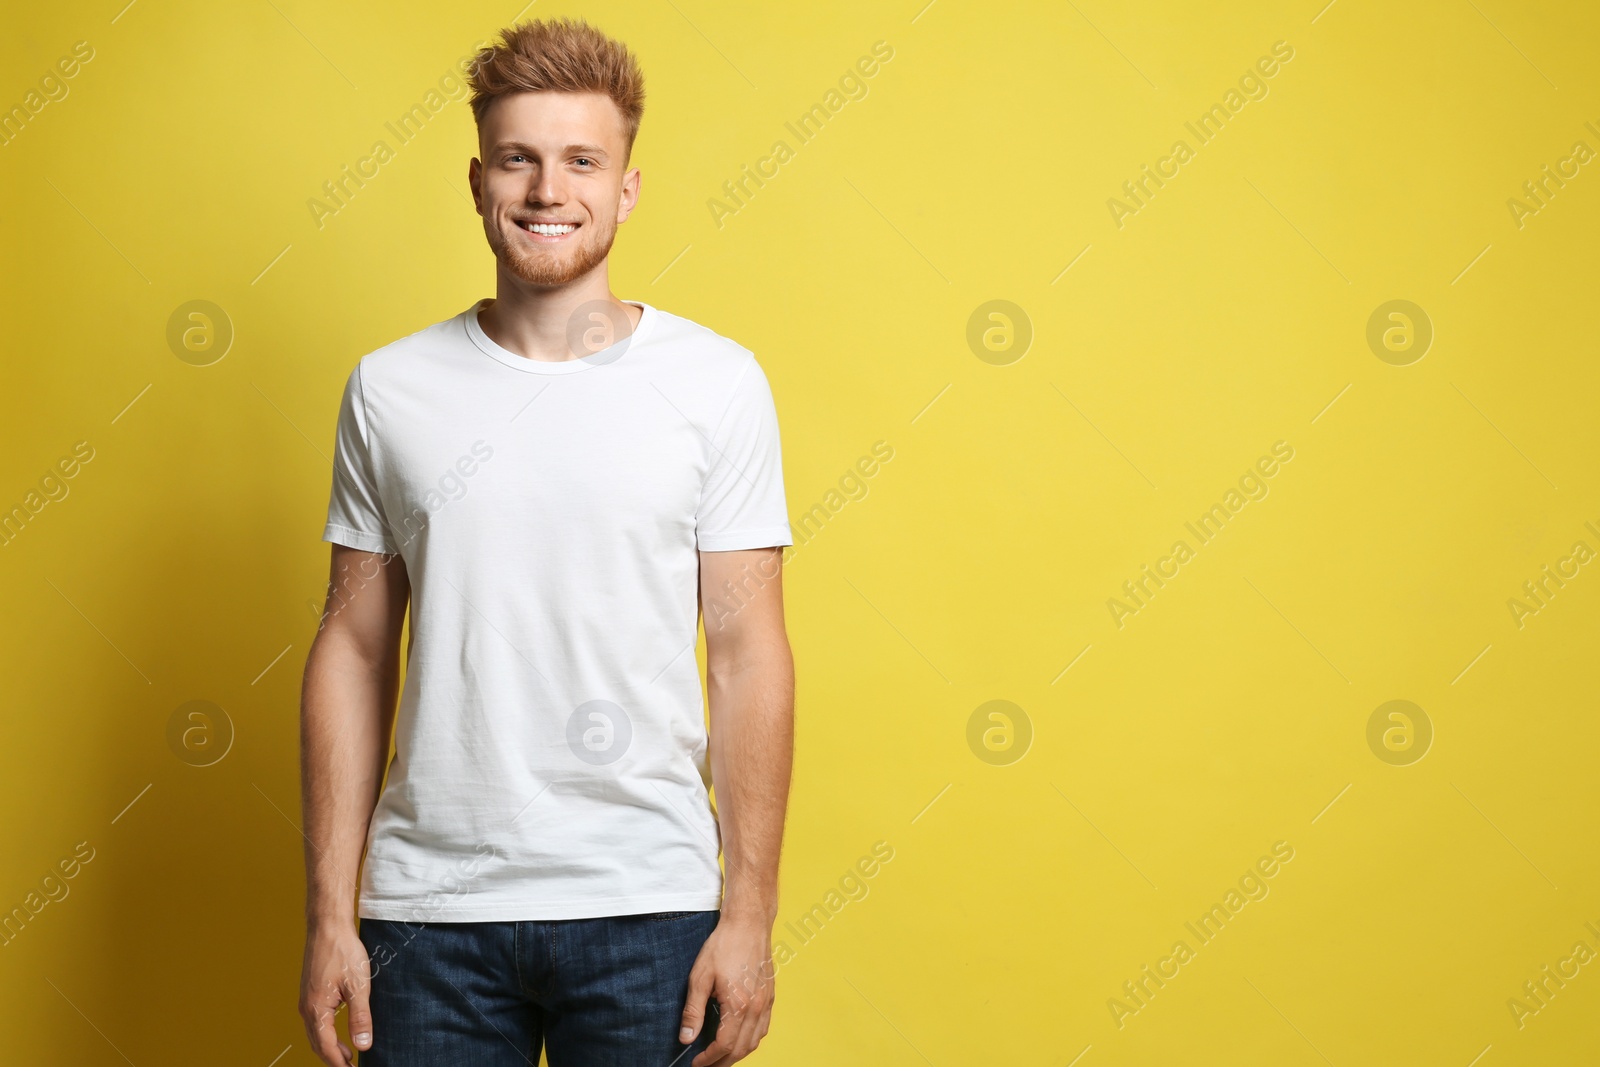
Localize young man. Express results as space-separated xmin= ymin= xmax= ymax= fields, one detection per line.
xmin=296 ymin=18 xmax=794 ymax=1067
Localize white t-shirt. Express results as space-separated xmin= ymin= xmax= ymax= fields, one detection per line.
xmin=322 ymin=298 xmax=793 ymax=921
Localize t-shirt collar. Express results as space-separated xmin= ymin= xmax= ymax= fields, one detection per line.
xmin=464 ymin=297 xmax=655 ymax=374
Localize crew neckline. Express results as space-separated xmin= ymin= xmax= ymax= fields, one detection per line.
xmin=465 ymin=298 xmax=656 ymax=374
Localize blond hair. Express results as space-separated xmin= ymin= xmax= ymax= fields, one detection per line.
xmin=467 ymin=17 xmax=646 ymax=160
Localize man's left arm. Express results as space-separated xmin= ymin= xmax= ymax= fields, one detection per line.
xmin=681 ymin=545 xmax=794 ymax=1067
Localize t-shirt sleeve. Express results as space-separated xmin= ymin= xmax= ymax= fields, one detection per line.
xmin=696 ymin=356 xmax=794 ymax=552
xmin=323 ymin=363 xmax=400 ymax=554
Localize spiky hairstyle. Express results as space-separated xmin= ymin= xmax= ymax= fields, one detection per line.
xmin=467 ymin=17 xmax=646 ymax=161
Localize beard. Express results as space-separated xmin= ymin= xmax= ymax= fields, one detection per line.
xmin=489 ymin=213 xmax=618 ymax=288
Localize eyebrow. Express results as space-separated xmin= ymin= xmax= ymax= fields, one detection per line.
xmin=492 ymin=141 xmax=610 ymax=160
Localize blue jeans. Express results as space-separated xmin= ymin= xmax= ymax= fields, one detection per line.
xmin=357 ymin=911 xmax=722 ymax=1066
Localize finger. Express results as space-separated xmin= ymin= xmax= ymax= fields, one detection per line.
xmin=300 ymin=1016 xmax=336 ymax=1067
xmin=680 ymin=964 xmax=714 ymax=1044
xmin=346 ymin=974 xmax=374 ymax=1055
xmin=692 ymin=1028 xmax=735 ymax=1067
xmin=309 ymin=999 xmax=347 ymax=1067
xmin=692 ymin=998 xmax=740 ymax=1067
xmin=729 ymin=995 xmax=763 ymax=1063
xmin=723 ymin=984 xmax=770 ymax=1063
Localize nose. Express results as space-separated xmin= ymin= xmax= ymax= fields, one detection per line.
xmin=531 ymin=164 xmax=564 ymax=207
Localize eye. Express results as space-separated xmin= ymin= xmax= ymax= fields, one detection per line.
xmin=574 ymin=157 xmax=594 ymax=168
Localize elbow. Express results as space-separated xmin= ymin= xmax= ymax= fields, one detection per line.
xmin=705 ymin=634 xmax=793 ymax=688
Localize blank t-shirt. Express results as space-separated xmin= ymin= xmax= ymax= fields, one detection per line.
xmin=322 ymin=298 xmax=793 ymax=921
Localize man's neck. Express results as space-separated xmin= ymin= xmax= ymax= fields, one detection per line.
xmin=479 ymin=275 xmax=641 ymax=363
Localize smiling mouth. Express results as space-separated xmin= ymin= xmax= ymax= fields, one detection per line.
xmin=516 ymin=219 xmax=580 ymax=241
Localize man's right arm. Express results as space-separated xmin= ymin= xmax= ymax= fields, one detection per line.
xmin=297 ymin=543 xmax=408 ymax=1067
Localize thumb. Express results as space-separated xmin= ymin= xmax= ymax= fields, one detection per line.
xmin=346 ymin=975 xmax=374 ymax=1054
xmin=680 ymin=965 xmax=713 ymax=1043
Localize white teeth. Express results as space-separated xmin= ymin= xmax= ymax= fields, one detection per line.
xmin=522 ymin=222 xmax=576 ymax=235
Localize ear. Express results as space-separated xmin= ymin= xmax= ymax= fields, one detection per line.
xmin=617 ymin=165 xmax=642 ymax=225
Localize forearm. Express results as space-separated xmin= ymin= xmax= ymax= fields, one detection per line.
xmin=299 ymin=633 xmax=398 ymax=931
xmin=707 ymin=641 xmax=794 ymax=926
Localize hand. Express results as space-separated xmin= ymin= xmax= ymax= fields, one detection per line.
xmin=298 ymin=923 xmax=374 ymax=1066
xmin=681 ymin=914 xmax=776 ymax=1066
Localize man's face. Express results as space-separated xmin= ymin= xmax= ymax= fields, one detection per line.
xmin=470 ymin=91 xmax=638 ymax=289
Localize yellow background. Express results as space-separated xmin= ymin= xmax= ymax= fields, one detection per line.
xmin=3 ymin=0 xmax=1598 ymax=1063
